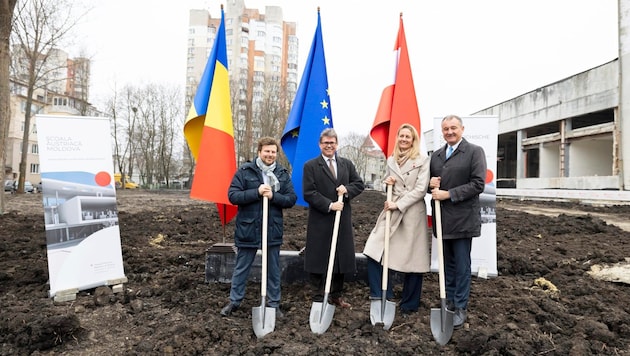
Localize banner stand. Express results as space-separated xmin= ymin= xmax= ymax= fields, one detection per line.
xmin=53 ymin=277 xmax=128 ymax=302
xmin=37 ymin=115 xmax=127 ymax=299
xmin=53 ymin=288 xmax=80 ymax=303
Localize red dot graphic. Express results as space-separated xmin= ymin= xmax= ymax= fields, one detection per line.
xmin=485 ymin=169 xmax=494 ymax=184
xmin=95 ymin=172 xmax=111 ymax=186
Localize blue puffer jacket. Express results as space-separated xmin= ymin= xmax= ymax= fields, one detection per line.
xmin=228 ymin=161 xmax=297 ymax=248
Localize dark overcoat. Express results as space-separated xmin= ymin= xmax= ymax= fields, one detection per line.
xmin=429 ymin=138 xmax=487 ymax=239
xmin=303 ymin=155 xmax=364 ymax=274
xmin=228 ymin=161 xmax=297 ymax=248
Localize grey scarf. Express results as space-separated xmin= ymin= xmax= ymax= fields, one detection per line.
xmin=256 ymin=157 xmax=280 ymax=192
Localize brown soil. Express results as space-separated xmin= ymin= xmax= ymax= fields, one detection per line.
xmin=1 ymin=189 xmax=630 ymax=355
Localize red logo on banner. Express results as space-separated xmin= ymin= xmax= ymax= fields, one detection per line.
xmin=95 ymin=172 xmax=111 ymax=186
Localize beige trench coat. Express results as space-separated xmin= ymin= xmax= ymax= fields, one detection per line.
xmin=363 ymin=154 xmax=431 ymax=273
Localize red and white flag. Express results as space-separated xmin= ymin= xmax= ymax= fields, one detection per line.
xmin=370 ymin=14 xmax=432 ymax=226
xmin=369 ymin=14 xmax=421 ymax=157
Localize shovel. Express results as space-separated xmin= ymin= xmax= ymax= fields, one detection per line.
xmin=252 ymin=196 xmax=275 ymax=338
xmin=370 ymin=184 xmax=396 ymax=330
xmin=430 ymin=200 xmax=454 ymax=345
xmin=309 ymin=193 xmax=344 ymax=334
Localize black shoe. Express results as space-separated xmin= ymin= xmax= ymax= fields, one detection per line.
xmin=400 ymin=308 xmax=417 ymax=318
xmin=220 ymin=302 xmax=238 ymax=317
xmin=266 ymin=305 xmax=284 ymax=318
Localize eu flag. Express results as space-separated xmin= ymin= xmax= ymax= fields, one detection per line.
xmin=281 ymin=9 xmax=333 ymax=207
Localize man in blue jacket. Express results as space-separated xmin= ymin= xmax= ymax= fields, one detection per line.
xmin=429 ymin=115 xmax=487 ymax=330
xmin=220 ymin=137 xmax=297 ymax=317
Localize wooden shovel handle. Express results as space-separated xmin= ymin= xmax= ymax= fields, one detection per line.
xmin=323 ymin=193 xmax=344 ymax=294
xmin=261 ymin=196 xmax=269 ymax=298
xmin=382 ymin=184 xmax=393 ymax=290
xmin=435 ymin=200 xmax=447 ymax=299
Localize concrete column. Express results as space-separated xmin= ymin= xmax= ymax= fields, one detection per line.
xmin=619 ymin=0 xmax=630 ymax=189
xmin=516 ymin=129 xmax=525 ymax=179
xmin=561 ymin=118 xmax=571 ymax=177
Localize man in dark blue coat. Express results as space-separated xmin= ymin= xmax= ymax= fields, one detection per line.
xmin=429 ymin=115 xmax=487 ymax=329
xmin=220 ymin=137 xmax=297 ymax=317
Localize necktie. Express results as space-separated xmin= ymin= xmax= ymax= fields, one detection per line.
xmin=446 ymin=146 xmax=453 ymax=159
xmin=328 ymin=158 xmax=336 ymax=179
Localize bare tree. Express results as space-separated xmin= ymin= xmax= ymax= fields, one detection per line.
xmin=255 ymin=78 xmax=290 ymax=167
xmin=133 ymin=84 xmax=183 ymax=186
xmin=106 ymin=83 xmax=183 ymax=188
xmin=230 ymin=76 xmax=257 ymax=165
xmin=111 ymin=85 xmax=139 ymax=188
xmin=230 ymin=78 xmax=247 ymax=165
xmin=340 ymin=132 xmax=370 ymax=181
xmin=10 ymin=0 xmax=83 ymax=193
xmin=0 ymin=0 xmax=18 ymax=213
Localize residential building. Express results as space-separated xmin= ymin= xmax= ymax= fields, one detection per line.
xmin=186 ymin=1 xmax=298 ymax=164
xmin=336 ymin=136 xmax=386 ymax=190
xmin=5 ymin=47 xmax=95 ymax=186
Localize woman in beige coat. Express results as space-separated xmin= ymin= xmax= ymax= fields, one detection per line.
xmin=363 ymin=124 xmax=430 ymax=315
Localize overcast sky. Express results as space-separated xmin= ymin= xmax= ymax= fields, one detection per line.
xmin=73 ymin=0 xmax=618 ymax=138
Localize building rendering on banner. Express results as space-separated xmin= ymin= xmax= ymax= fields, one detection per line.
xmin=187 ymin=0 xmax=298 ymax=165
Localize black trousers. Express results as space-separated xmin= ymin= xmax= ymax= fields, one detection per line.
xmin=309 ymin=272 xmax=345 ymax=301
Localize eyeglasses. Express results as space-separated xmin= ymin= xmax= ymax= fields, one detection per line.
xmin=321 ymin=141 xmax=337 ymax=146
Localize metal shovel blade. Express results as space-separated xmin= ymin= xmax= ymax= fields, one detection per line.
xmin=252 ymin=305 xmax=276 ymax=338
xmin=369 ymin=298 xmax=396 ymax=330
xmin=309 ymin=299 xmax=335 ymax=334
xmin=430 ymin=300 xmax=454 ymax=345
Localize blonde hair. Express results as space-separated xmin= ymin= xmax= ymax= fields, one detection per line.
xmin=393 ymin=123 xmax=420 ymax=159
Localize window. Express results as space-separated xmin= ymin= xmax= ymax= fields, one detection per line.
xmin=31 ymin=124 xmax=37 ymax=134
xmin=31 ymin=144 xmax=38 ymax=154
xmin=30 ymin=163 xmax=39 ymax=174
xmin=525 ymin=148 xmax=539 ymax=178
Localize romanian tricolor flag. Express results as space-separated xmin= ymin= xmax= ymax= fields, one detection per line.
xmin=369 ymin=14 xmax=421 ymax=157
xmin=184 ymin=7 xmax=237 ymax=225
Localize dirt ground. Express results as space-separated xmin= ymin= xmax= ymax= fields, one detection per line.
xmin=1 ymin=189 xmax=630 ymax=355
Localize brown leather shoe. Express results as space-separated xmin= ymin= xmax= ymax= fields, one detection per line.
xmin=329 ymin=297 xmax=351 ymax=308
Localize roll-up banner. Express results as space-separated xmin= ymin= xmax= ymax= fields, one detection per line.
xmin=37 ymin=115 xmax=126 ymax=298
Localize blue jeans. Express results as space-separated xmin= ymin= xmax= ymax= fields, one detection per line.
xmin=443 ymin=238 xmax=472 ymax=310
xmin=229 ymin=245 xmax=281 ymax=308
xmin=367 ymin=257 xmax=394 ymax=299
